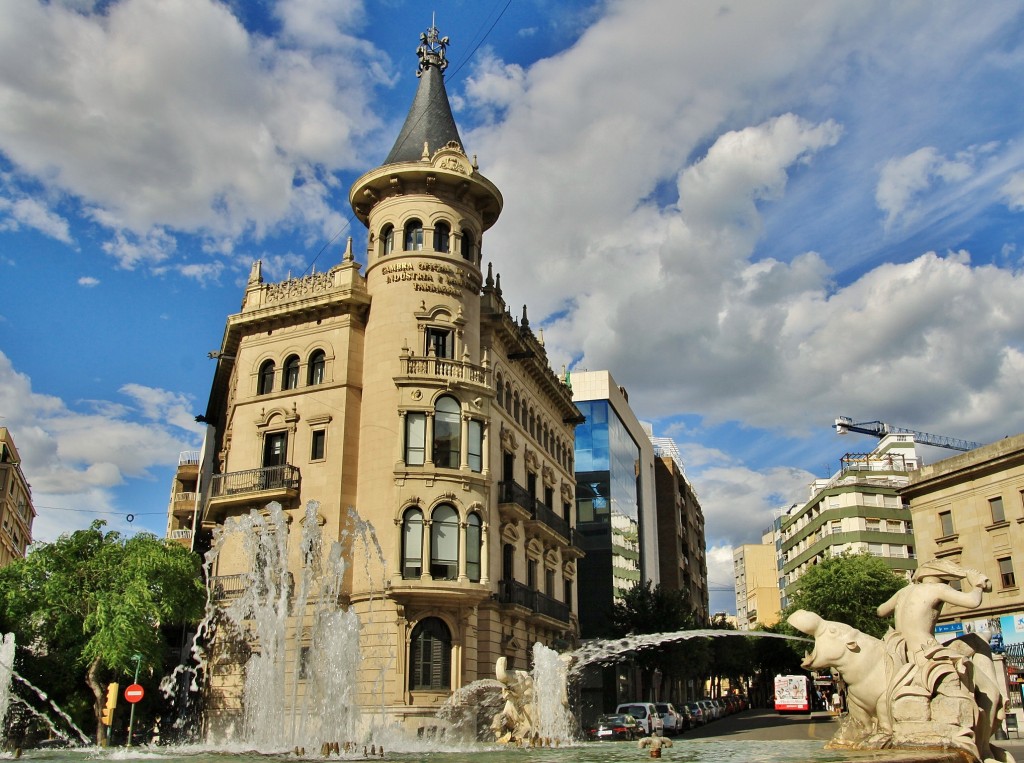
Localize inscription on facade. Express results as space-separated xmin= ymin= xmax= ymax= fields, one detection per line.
xmin=381 ymin=261 xmax=481 ymax=298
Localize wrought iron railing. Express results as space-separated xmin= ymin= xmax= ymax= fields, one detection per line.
xmin=497 ymin=580 xmax=570 ymax=623
xmin=209 ymin=465 xmax=300 ymax=498
xmin=499 ymin=481 xmax=571 ymax=541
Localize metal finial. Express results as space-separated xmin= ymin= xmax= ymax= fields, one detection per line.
xmin=417 ymin=21 xmax=450 ymax=76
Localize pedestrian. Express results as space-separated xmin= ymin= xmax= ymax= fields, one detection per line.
xmin=830 ymin=690 xmax=842 ymax=716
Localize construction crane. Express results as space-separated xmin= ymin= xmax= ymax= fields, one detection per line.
xmin=834 ymin=416 xmax=982 ymax=452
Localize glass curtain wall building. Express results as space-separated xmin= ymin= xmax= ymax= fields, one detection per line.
xmin=571 ymin=371 xmax=658 ymax=639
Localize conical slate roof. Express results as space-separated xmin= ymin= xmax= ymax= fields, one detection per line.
xmin=384 ymin=26 xmax=465 ymax=165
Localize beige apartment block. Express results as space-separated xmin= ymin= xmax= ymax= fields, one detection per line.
xmin=733 ymin=542 xmax=781 ymax=630
xmin=192 ymin=30 xmax=583 ymax=732
xmin=902 ymin=433 xmax=1024 ymax=623
xmin=0 ymin=428 xmax=35 ymax=567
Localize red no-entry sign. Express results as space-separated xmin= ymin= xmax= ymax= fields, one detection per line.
xmin=124 ymin=684 xmax=145 ymax=704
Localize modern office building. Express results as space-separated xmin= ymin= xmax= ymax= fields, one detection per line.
xmin=650 ymin=437 xmax=708 ymax=623
xmin=192 ymin=27 xmax=582 ymax=733
xmin=901 ymin=433 xmax=1024 ymax=638
xmin=733 ymin=538 xmax=781 ymax=630
xmin=570 ymin=370 xmax=658 ymax=639
xmin=780 ymin=433 xmax=919 ymax=598
xmin=0 ymin=428 xmax=34 ymax=567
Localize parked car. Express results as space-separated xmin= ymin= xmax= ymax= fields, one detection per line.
xmin=586 ymin=713 xmax=643 ymax=741
xmin=654 ymin=702 xmax=683 ymax=735
xmin=685 ymin=701 xmax=705 ymax=725
xmin=677 ymin=703 xmax=694 ymax=731
xmin=615 ymin=702 xmax=665 ymax=736
xmin=698 ymin=699 xmax=719 ymax=721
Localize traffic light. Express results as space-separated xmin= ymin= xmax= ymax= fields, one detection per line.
xmin=102 ymin=682 xmax=118 ymax=726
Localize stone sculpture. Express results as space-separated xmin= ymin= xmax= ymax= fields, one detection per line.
xmin=789 ymin=559 xmax=1015 ymax=763
xmin=491 ymin=656 xmax=535 ymax=744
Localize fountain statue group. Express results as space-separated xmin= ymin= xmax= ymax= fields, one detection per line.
xmin=789 ymin=558 xmax=1015 ymax=763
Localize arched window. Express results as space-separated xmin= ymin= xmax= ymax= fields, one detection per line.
xmin=404 ymin=219 xmax=424 ymax=251
xmin=430 ymin=504 xmax=459 ymax=580
xmin=257 ymin=360 xmax=275 ymax=395
xmin=466 ymin=513 xmax=482 ymax=582
xmin=505 ymin=382 xmax=512 ymax=411
xmin=512 ymin=391 xmax=520 ymax=423
xmin=308 ymin=349 xmax=326 ymax=386
xmin=461 ymin=230 xmax=475 ymax=261
xmin=433 ymin=396 xmax=461 ymax=469
xmin=381 ymin=224 xmax=395 ymax=256
xmin=495 ymin=373 xmax=504 ymax=408
xmin=283 ymin=355 xmax=300 ymax=390
xmin=529 ymin=410 xmax=536 ymax=438
xmin=409 ymin=617 xmax=451 ymax=691
xmin=401 ymin=507 xmax=423 ymax=579
xmin=433 ymin=221 xmax=451 ymax=253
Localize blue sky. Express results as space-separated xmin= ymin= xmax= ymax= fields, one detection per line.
xmin=3 ymin=0 xmax=1024 ymax=615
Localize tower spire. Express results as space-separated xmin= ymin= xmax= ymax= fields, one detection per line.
xmin=384 ymin=23 xmax=463 ymax=165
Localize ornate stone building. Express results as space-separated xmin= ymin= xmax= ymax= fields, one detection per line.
xmin=193 ymin=28 xmax=582 ymax=731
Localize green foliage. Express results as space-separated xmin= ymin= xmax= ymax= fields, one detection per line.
xmin=610 ymin=580 xmax=698 ymax=636
xmin=782 ymin=551 xmax=906 ymax=639
xmin=0 ymin=521 xmax=205 ymax=737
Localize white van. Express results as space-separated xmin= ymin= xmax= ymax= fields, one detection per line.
xmin=614 ymin=702 xmax=665 ymax=736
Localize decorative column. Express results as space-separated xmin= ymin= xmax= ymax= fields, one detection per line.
xmin=421 ymin=519 xmax=432 ymax=580
xmin=424 ymin=412 xmax=435 ymax=466
xmin=480 ymin=520 xmax=490 ymax=585
xmin=458 ymin=519 xmax=468 ymax=582
xmin=460 ymin=413 xmax=470 ymax=469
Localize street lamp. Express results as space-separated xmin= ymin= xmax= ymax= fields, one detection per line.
xmin=127 ymin=653 xmax=142 ymax=747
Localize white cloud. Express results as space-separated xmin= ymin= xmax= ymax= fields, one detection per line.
xmin=1000 ymin=171 xmax=1024 ymax=210
xmin=77 ymin=276 xmax=100 ymax=287
xmin=0 ymin=351 xmax=202 ymax=542
xmin=0 ymin=0 xmax=388 ymax=261
xmin=0 ymin=194 xmax=73 ymax=242
xmin=876 ymin=147 xmax=975 ymax=229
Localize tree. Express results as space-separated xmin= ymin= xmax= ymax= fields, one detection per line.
xmin=610 ymin=581 xmax=701 ymax=700
xmin=782 ymin=551 xmax=906 ymax=639
xmin=0 ymin=521 xmax=205 ymax=744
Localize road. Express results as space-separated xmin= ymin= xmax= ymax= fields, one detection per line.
xmin=683 ymin=708 xmax=839 ymax=742
xmin=682 ymin=707 xmax=1024 ymax=758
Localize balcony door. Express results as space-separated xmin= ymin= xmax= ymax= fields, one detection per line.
xmin=263 ymin=432 xmax=288 ymax=467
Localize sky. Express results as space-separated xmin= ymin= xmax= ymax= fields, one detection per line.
xmin=2 ymin=0 xmax=1024 ymax=616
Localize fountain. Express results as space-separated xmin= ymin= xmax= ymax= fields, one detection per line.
xmin=193 ymin=501 xmax=370 ymax=751
xmin=1 ymin=632 xmax=13 ymax=730
xmin=789 ymin=558 xmax=1016 ymax=763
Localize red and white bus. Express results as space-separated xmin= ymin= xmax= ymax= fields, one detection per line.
xmin=774 ymin=674 xmax=812 ymax=713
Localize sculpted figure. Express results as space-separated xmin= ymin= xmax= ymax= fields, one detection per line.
xmin=788 ymin=558 xmax=1015 ymax=763
xmin=491 ymin=656 xmax=535 ymax=744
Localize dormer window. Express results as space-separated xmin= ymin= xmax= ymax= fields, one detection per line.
xmin=433 ymin=221 xmax=451 ymax=253
xmin=404 ymin=219 xmax=424 ymax=251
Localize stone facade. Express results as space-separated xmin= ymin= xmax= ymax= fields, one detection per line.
xmin=0 ymin=428 xmax=34 ymax=567
xmin=192 ymin=30 xmax=582 ymax=733
xmin=902 ymin=433 xmax=1024 ymax=624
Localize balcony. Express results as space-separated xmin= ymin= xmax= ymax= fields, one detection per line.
xmin=208 ymin=573 xmax=248 ymax=601
xmin=172 ymin=491 xmax=197 ymax=517
xmin=399 ymin=355 xmax=490 ymax=386
xmin=498 ymin=480 xmax=571 ymax=544
xmin=527 ymin=498 xmax=570 ymax=544
xmin=206 ymin=464 xmax=300 ymax=518
xmin=168 ymin=528 xmax=193 ymax=548
xmin=498 ymin=480 xmax=533 ymax=522
xmin=497 ymin=579 xmax=571 ymax=624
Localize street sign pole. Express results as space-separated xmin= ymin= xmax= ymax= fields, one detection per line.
xmin=127 ymin=654 xmax=142 ymax=747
